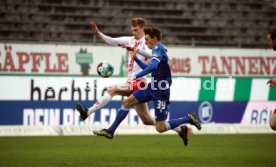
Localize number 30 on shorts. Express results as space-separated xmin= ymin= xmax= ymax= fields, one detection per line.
xmin=156 ymin=100 xmax=166 ymax=110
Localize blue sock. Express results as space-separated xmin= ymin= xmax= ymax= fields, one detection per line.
xmin=168 ymin=115 xmax=191 ymax=129
xmin=107 ymin=107 xmax=129 ymax=134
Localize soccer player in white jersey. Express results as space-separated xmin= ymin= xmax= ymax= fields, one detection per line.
xmin=76 ymin=18 xmax=188 ymax=146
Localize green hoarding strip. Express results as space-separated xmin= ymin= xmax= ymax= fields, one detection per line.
xmin=199 ymin=77 xmax=217 ymax=101
xmin=268 ymin=87 xmax=276 ymax=100
xmin=234 ymin=78 xmax=252 ymax=101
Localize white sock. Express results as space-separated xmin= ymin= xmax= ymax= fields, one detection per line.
xmin=121 ymin=105 xmax=130 ymax=111
xmin=165 ymin=121 xmax=171 ymax=130
xmin=88 ymin=93 xmax=112 ymax=115
xmin=173 ymin=126 xmax=181 ymax=133
xmin=165 ymin=121 xmax=182 ymax=133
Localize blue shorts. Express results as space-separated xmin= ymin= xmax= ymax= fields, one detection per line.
xmin=133 ymin=86 xmax=170 ymax=121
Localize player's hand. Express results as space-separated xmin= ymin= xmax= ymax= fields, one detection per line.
xmin=129 ymin=47 xmax=138 ymax=59
xmin=126 ymin=46 xmax=133 ymax=51
xmin=267 ymin=78 xmax=276 ymax=87
xmin=120 ymin=44 xmax=134 ymax=51
xmin=90 ymin=21 xmax=100 ymax=35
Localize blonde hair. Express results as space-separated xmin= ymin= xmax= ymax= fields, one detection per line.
xmin=130 ymin=18 xmax=146 ymax=27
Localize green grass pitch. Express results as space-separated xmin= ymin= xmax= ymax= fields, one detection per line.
xmin=0 ymin=134 xmax=275 ymax=167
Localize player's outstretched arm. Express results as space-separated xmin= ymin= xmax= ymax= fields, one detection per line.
xmin=127 ymin=46 xmax=151 ymax=59
xmin=130 ymin=48 xmax=148 ymax=69
xmin=267 ymin=78 xmax=276 ymax=87
xmin=137 ymin=48 xmax=152 ymax=59
xmin=134 ymin=59 xmax=159 ymax=79
xmin=90 ymin=21 xmax=130 ymax=46
xmin=134 ymin=57 xmax=148 ymax=69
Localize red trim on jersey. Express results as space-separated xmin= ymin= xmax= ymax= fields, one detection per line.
xmin=128 ymin=58 xmax=135 ymax=73
xmin=273 ymin=109 xmax=276 ymax=114
xmin=128 ymin=41 xmax=141 ymax=74
xmin=128 ymin=78 xmax=147 ymax=93
xmin=134 ymin=42 xmax=140 ymax=48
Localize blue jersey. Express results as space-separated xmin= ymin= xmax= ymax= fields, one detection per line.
xmin=133 ymin=43 xmax=172 ymax=121
xmin=151 ymin=43 xmax=172 ymax=89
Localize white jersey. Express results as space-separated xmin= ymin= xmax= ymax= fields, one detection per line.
xmin=98 ymin=32 xmax=151 ymax=79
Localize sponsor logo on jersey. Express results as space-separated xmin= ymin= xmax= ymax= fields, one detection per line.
xmin=153 ymin=52 xmax=158 ymax=57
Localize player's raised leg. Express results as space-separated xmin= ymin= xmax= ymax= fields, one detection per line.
xmin=76 ymin=82 xmax=132 ymax=121
xmin=152 ymin=100 xmax=199 ymax=146
xmin=123 ymin=93 xmax=197 ymax=146
xmin=94 ymin=79 xmax=154 ymax=139
xmin=134 ymin=102 xmax=191 ymax=146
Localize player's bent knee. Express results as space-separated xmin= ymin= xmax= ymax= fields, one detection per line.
xmin=270 ymin=115 xmax=276 ymax=130
xmin=155 ymin=126 xmax=166 ymax=133
xmin=155 ymin=121 xmax=167 ymax=133
xmin=107 ymin=87 xmax=116 ymax=96
xmin=270 ymin=123 xmax=276 ymax=131
xmin=123 ymin=100 xmax=131 ymax=109
xmin=139 ymin=115 xmax=154 ymax=125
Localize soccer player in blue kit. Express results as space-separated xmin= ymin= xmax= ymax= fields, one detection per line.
xmin=123 ymin=27 xmax=202 ymax=141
